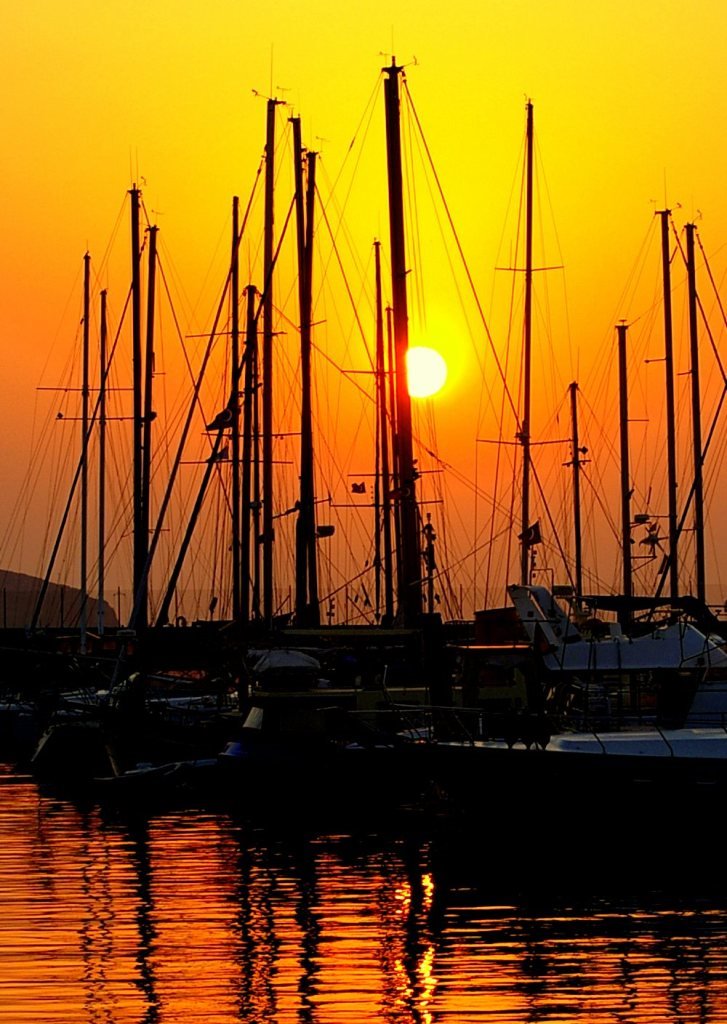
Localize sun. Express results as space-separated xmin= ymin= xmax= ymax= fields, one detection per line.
xmin=406 ymin=346 xmax=448 ymax=399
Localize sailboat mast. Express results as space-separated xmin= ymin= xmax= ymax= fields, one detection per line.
xmin=141 ymin=223 xmax=157 ymax=625
xmin=617 ymin=321 xmax=632 ymax=626
xmin=129 ymin=185 xmax=146 ymax=628
xmin=386 ymin=304 xmax=403 ymax=608
xmin=262 ymin=98 xmax=277 ymax=627
xmin=568 ymin=381 xmax=583 ymax=602
xmin=304 ymin=147 xmax=319 ymax=620
xmin=231 ymin=196 xmax=242 ymax=621
xmin=520 ymin=100 xmax=534 ymax=586
xmin=292 ymin=117 xmax=320 ymax=625
xmin=33 ymin=252 xmax=112 ymax=634
xmin=98 ymin=289 xmax=107 ymax=635
xmin=293 ymin=115 xmax=306 ymax=622
xmin=685 ymin=222 xmax=706 ymax=603
xmin=251 ymin=285 xmax=262 ymax=622
xmin=80 ymin=252 xmax=90 ymax=653
xmin=658 ymin=209 xmax=679 ymax=600
xmin=375 ymin=242 xmax=395 ymax=623
xmin=241 ymin=284 xmax=257 ymax=623
xmin=383 ymin=59 xmax=422 ymax=625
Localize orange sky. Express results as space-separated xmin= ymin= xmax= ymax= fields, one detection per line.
xmin=2 ymin=0 xmax=727 ymax=619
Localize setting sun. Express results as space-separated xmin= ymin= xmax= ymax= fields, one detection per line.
xmin=406 ymin=346 xmax=448 ymax=399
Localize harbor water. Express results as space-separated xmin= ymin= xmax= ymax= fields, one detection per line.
xmin=2 ymin=760 xmax=727 ymax=1023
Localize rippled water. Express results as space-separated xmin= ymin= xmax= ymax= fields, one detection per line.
xmin=2 ymin=761 xmax=727 ymax=1022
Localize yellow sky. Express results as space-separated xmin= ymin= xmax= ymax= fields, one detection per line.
xmin=2 ymin=0 xmax=727 ymax=615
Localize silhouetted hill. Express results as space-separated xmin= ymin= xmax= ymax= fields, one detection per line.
xmin=0 ymin=570 xmax=119 ymax=629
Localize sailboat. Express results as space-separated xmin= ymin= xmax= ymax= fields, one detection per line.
xmin=424 ymin=179 xmax=727 ymax=815
xmin=421 ymin=576 xmax=727 ymax=827
xmin=28 ymin=62 xmax=449 ymax=798
xmin=212 ymin=60 xmax=475 ymax=811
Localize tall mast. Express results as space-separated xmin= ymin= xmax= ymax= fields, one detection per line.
xmin=31 ymin=256 xmax=93 ymax=631
xmin=251 ymin=285 xmax=262 ymax=622
xmin=685 ymin=222 xmax=706 ymax=602
xmin=617 ymin=321 xmax=632 ymax=626
xmin=304 ymin=147 xmax=319 ymax=622
xmin=262 ymin=98 xmax=278 ymax=627
xmin=520 ymin=100 xmax=534 ymax=586
xmin=141 ymin=222 xmax=157 ymax=627
xmin=241 ymin=284 xmax=257 ymax=624
xmin=386 ymin=304 xmax=403 ymax=606
xmin=98 ymin=289 xmax=107 ymax=635
xmin=231 ymin=196 xmax=242 ymax=621
xmin=383 ymin=58 xmax=421 ymax=625
xmin=80 ymin=252 xmax=90 ymax=653
xmin=129 ymin=184 xmax=145 ymax=628
xmin=375 ymin=242 xmax=395 ymax=623
xmin=568 ymin=381 xmax=584 ymax=602
xmin=292 ymin=117 xmax=319 ymax=626
xmin=658 ymin=209 xmax=679 ymax=600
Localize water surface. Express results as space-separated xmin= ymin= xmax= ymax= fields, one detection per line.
xmin=1 ymin=763 xmax=726 ymax=1022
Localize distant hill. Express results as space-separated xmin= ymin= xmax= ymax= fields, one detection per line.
xmin=0 ymin=570 xmax=119 ymax=629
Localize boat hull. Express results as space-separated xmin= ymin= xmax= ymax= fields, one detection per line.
xmin=217 ymin=733 xmax=434 ymax=822
xmin=430 ymin=728 xmax=727 ymax=823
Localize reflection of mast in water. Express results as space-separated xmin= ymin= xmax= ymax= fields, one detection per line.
xmin=76 ymin=806 xmax=116 ymax=1021
xmin=288 ymin=840 xmax=322 ymax=1024
xmin=126 ymin=816 xmax=161 ymax=1023
xmin=231 ymin=831 xmax=443 ymax=1020
xmin=255 ymin=832 xmax=440 ymax=1021
xmin=234 ymin=835 xmax=322 ymax=1021
xmin=376 ymin=838 xmax=438 ymax=1020
xmin=33 ymin=799 xmax=157 ymax=1023
xmin=235 ymin=842 xmax=280 ymax=1018
xmin=145 ymin=814 xmax=244 ymax=1018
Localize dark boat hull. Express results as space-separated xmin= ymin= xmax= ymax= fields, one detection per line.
xmin=429 ymin=730 xmax=727 ymax=826
xmin=217 ymin=735 xmax=435 ymax=822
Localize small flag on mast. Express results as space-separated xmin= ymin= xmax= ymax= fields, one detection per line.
xmin=205 ymin=407 xmax=233 ymax=431
xmin=518 ymin=520 xmax=542 ymax=546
